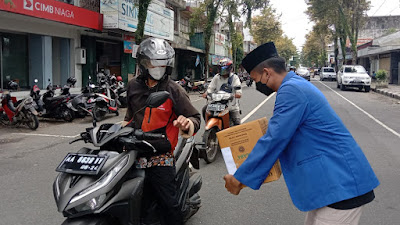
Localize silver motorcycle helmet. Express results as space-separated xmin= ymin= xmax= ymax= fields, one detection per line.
xmin=137 ymin=37 xmax=175 ymax=81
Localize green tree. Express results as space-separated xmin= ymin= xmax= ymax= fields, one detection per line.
xmin=189 ymin=0 xmax=268 ymax=79
xmin=242 ymin=0 xmax=269 ymax=28
xmin=275 ymin=35 xmax=297 ymax=62
xmin=189 ymin=0 xmax=224 ymax=80
xmin=301 ymin=28 xmax=327 ymax=68
xmin=307 ymin=0 xmax=370 ymax=67
xmin=251 ymin=6 xmax=297 ymax=62
xmin=135 ymin=0 xmax=152 ymax=44
xmin=250 ymin=6 xmax=283 ymax=45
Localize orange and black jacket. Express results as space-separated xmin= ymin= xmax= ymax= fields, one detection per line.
xmin=124 ymin=77 xmax=201 ymax=155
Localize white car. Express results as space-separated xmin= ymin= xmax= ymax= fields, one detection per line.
xmin=320 ymin=67 xmax=336 ymax=81
xmin=297 ymin=67 xmax=310 ymax=81
xmin=337 ymin=65 xmax=371 ymax=92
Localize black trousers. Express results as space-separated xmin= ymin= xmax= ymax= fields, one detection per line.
xmin=142 ymin=166 xmax=183 ymax=225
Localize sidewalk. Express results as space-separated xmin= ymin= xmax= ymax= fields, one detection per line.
xmin=371 ymin=83 xmax=400 ymax=100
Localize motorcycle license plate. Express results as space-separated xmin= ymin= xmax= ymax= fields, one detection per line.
xmin=56 ymin=153 xmax=108 ymax=175
xmin=207 ymin=104 xmax=224 ymax=112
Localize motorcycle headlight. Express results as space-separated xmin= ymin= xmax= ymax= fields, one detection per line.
xmin=222 ymin=93 xmax=232 ymax=100
xmin=68 ymin=155 xmax=129 ymax=206
xmin=53 ymin=172 xmax=67 ymax=202
xmin=212 ymin=93 xmax=223 ymax=102
xmin=68 ymin=194 xmax=107 ymax=214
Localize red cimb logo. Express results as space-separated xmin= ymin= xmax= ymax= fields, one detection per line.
xmin=24 ymin=0 xmax=33 ymax=10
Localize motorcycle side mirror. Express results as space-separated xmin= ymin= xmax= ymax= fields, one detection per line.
xmin=78 ymin=106 xmax=97 ymax=127
xmin=145 ymin=91 xmax=170 ymax=108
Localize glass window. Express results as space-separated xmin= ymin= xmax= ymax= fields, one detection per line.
xmin=1 ymin=33 xmax=28 ymax=90
xmin=323 ymin=68 xmax=335 ymax=72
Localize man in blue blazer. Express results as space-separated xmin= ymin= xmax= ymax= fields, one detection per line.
xmin=224 ymin=42 xmax=379 ymax=225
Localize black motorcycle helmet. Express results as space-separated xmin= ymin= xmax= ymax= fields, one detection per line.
xmin=8 ymin=80 xmax=18 ymax=91
xmin=137 ymin=37 xmax=175 ymax=81
xmin=67 ymin=77 xmax=77 ymax=86
xmin=110 ymin=75 xmax=117 ymax=84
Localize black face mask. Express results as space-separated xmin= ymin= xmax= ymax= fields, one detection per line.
xmin=256 ymin=82 xmax=274 ymax=96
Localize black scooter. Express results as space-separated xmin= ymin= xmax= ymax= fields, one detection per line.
xmin=71 ymin=76 xmax=98 ymax=118
xmin=54 ymin=91 xmax=202 ymax=225
xmin=40 ymin=82 xmax=77 ymax=122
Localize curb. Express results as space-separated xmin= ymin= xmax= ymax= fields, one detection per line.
xmin=372 ymin=87 xmax=400 ymax=100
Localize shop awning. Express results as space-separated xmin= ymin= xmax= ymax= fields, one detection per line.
xmin=172 ymin=43 xmax=205 ymax=54
xmin=0 ymin=0 xmax=103 ymax=31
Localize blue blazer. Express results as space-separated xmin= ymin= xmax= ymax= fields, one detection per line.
xmin=234 ymin=72 xmax=379 ymax=211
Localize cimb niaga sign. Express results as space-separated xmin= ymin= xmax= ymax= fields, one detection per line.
xmin=0 ymin=0 xmax=103 ymax=30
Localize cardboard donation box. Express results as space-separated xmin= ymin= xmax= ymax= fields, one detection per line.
xmin=217 ymin=117 xmax=282 ymax=184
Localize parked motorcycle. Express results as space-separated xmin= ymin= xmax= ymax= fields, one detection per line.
xmin=246 ymin=78 xmax=253 ymax=87
xmin=111 ymin=78 xmax=127 ymax=108
xmin=0 ymin=85 xmax=39 ymax=130
xmin=71 ymin=76 xmax=98 ymax=118
xmin=30 ymin=79 xmax=44 ymax=112
xmin=53 ymin=91 xmax=202 ymax=225
xmin=40 ymin=82 xmax=77 ymax=122
xmin=92 ymin=78 xmax=119 ymax=121
xmin=200 ymin=89 xmax=240 ymax=163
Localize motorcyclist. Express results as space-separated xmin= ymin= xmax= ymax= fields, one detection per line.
xmin=202 ymin=59 xmax=242 ymax=125
xmin=122 ymin=37 xmax=201 ymax=225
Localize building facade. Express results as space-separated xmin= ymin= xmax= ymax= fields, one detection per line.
xmin=358 ymin=31 xmax=400 ymax=85
xmin=0 ymin=0 xmax=103 ymax=91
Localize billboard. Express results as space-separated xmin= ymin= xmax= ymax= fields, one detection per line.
xmin=101 ymin=0 xmax=174 ymax=41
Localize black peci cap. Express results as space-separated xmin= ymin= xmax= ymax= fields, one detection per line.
xmin=241 ymin=42 xmax=279 ymax=73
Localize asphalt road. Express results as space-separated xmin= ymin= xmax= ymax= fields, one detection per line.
xmin=1 ymin=77 xmax=400 ymax=224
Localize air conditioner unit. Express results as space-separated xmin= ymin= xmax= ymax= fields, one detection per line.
xmin=75 ymin=48 xmax=86 ymax=64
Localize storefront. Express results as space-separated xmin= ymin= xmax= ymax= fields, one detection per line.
xmin=98 ymin=0 xmax=174 ymax=82
xmin=0 ymin=32 xmax=28 ymax=89
xmin=81 ymin=33 xmax=135 ymax=86
xmin=0 ymin=0 xmax=102 ymax=90
xmin=172 ymin=48 xmax=205 ymax=81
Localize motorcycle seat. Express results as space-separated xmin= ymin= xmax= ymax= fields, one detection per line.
xmin=44 ymin=96 xmax=65 ymax=102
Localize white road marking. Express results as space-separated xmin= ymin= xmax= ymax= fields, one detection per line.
xmin=241 ymin=93 xmax=276 ymax=123
xmin=318 ymin=81 xmax=400 ymax=139
xmin=12 ymin=133 xmax=79 ymax=138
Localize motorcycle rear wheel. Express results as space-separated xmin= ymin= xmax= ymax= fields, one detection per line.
xmin=63 ymin=108 xmax=75 ymax=122
xmin=76 ymin=103 xmax=88 ymax=118
xmin=202 ymin=127 xmax=220 ymax=163
xmin=26 ymin=111 xmax=39 ymax=130
xmin=93 ymin=105 xmax=106 ymax=121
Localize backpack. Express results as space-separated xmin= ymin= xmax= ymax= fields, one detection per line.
xmin=219 ymin=75 xmax=234 ymax=93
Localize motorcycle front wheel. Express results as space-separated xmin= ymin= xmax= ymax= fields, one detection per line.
xmin=202 ymin=127 xmax=220 ymax=163
xmin=93 ymin=105 xmax=106 ymax=121
xmin=63 ymin=108 xmax=75 ymax=122
xmin=25 ymin=111 xmax=39 ymax=130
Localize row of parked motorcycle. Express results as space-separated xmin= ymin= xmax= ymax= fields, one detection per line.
xmin=0 ymin=73 xmax=127 ymax=130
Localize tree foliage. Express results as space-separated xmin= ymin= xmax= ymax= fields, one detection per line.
xmin=251 ymin=6 xmax=297 ymax=63
xmin=275 ymin=35 xmax=297 ymax=62
xmin=250 ymin=7 xmax=282 ymax=45
xmin=189 ymin=0 xmax=268 ymax=79
xmin=306 ymin=0 xmax=370 ymax=67
xmin=301 ymin=26 xmax=329 ymax=68
xmin=242 ymin=0 xmax=269 ymax=28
